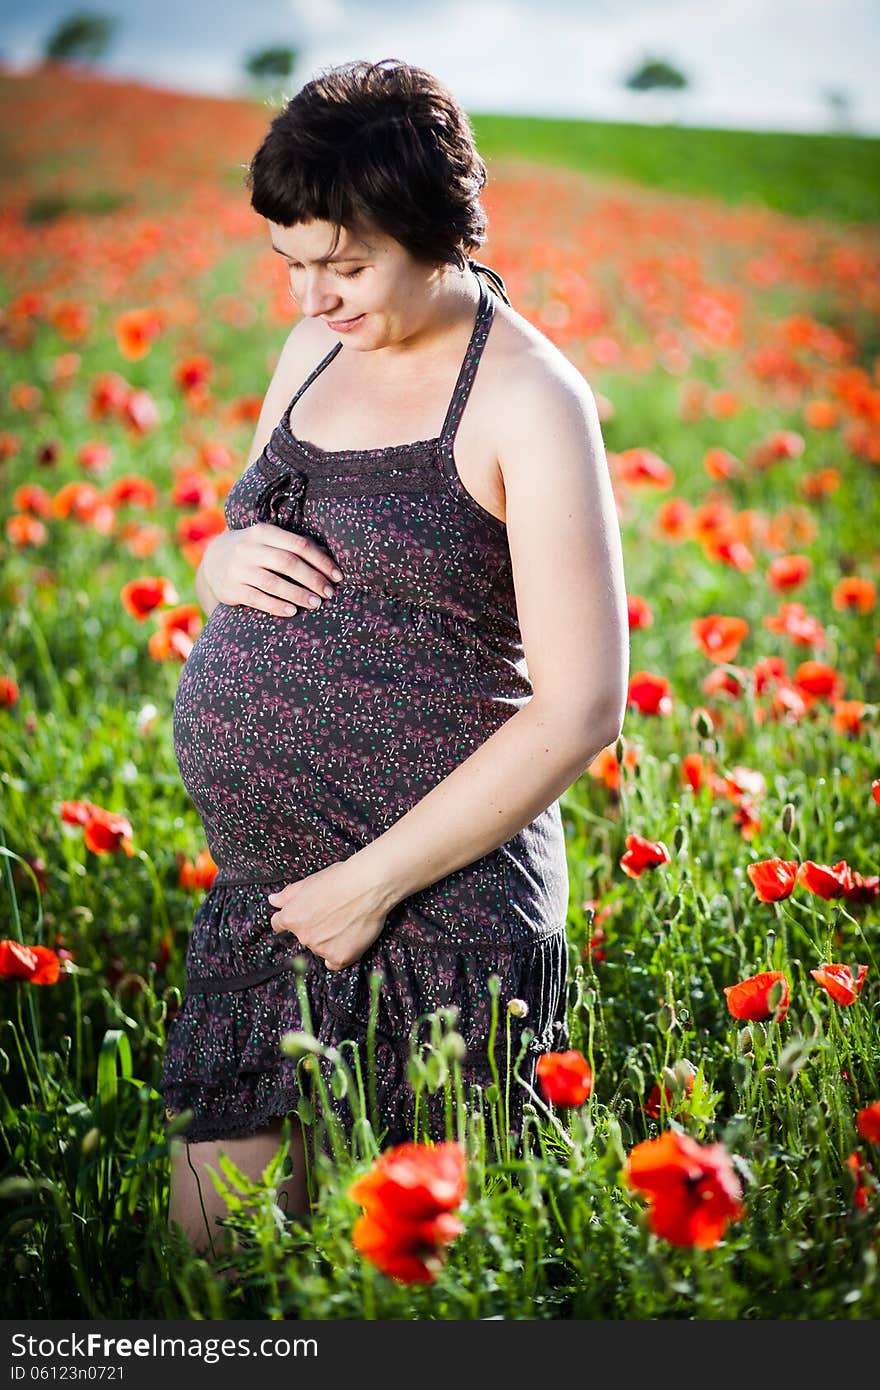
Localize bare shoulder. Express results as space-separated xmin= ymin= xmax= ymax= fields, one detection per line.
xmin=279 ymin=313 xmax=339 ymax=382
xmin=484 ymin=299 xmax=600 ymax=452
xmin=243 ymin=317 xmax=338 ymax=469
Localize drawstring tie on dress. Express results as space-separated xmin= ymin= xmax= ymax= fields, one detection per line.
xmin=467 ymin=257 xmax=511 ymax=306
xmin=256 ymin=468 xmax=309 ymax=531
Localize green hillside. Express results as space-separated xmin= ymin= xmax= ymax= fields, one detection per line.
xmin=471 ymin=113 xmax=880 ymax=226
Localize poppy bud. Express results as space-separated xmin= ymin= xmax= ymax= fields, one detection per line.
xmin=732 ymin=1058 xmax=751 ymax=1088
xmin=441 ymin=1031 xmax=467 ymax=1062
xmin=81 ymin=1127 xmax=100 ymax=1155
xmin=507 ymin=998 xmax=529 ymax=1018
xmin=737 ymin=1026 xmax=754 ymax=1055
xmin=656 ymin=1002 xmax=677 ymax=1032
xmin=280 ymin=1030 xmax=328 ymax=1058
xmin=673 ymin=826 xmax=686 ymax=853
xmin=673 ymin=1059 xmax=698 ymax=1089
xmin=615 ymin=735 xmax=626 ymax=764
xmin=407 ymin=1055 xmax=427 ymax=1088
xmin=424 ymin=1051 xmax=448 ymax=1090
xmin=781 ymin=802 xmax=796 ymax=835
xmin=694 ymin=708 xmax=714 ymax=738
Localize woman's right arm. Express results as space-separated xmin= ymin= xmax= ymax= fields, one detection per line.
xmin=192 ymin=316 xmax=332 ymax=619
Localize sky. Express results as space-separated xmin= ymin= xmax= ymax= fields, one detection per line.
xmin=0 ymin=0 xmax=877 ymax=135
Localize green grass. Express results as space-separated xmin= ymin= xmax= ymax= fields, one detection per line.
xmin=471 ymin=113 xmax=880 ymax=225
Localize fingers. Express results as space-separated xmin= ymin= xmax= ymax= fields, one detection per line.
xmin=258 ymin=525 xmax=344 ymax=584
xmin=253 ymin=530 xmax=345 ymax=616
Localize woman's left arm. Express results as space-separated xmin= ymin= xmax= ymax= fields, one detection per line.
xmin=350 ymin=359 xmax=630 ymax=912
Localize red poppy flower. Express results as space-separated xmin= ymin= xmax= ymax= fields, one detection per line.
xmin=797 ymin=860 xmax=853 ymax=899
xmin=731 ymin=798 xmax=762 ymax=840
xmin=627 ymin=671 xmax=673 ymax=716
xmin=723 ymin=970 xmax=790 ymax=1022
xmin=348 ymin=1141 xmax=466 ymax=1284
xmin=767 ymin=555 xmax=811 ymax=592
xmin=655 ymin=497 xmax=691 ymax=539
xmin=845 ymin=871 xmax=879 ymax=904
xmin=801 ymin=468 xmax=840 ymax=498
xmin=0 ymin=676 xmax=19 ymax=707
xmin=625 ymin=1131 xmax=744 ymax=1248
xmin=752 ymin=656 xmax=788 ymax=693
xmin=627 ymin=594 xmax=653 ymax=630
xmin=349 ymin=1141 xmax=466 ymax=1225
xmin=704 ymin=531 xmax=755 ymax=572
xmin=746 ymin=859 xmax=799 ymax=902
xmin=702 ymin=664 xmax=748 ymax=701
xmin=616 ymin=447 xmax=674 ymax=488
xmin=832 ymin=700 xmax=867 ymax=737
xmin=832 ymin=577 xmax=876 ymax=613
xmin=535 ymin=1050 xmax=593 ymax=1106
xmin=115 ymin=307 xmax=164 ymax=361
xmin=620 ymin=833 xmax=671 ymax=879
xmin=692 ymin=614 xmax=750 ymax=663
xmin=793 ymin=661 xmax=846 ymax=703
xmin=856 ymin=1100 xmax=878 ymax=1145
xmin=174 ymin=355 xmax=212 ymax=393
xmin=121 ymin=576 xmax=180 ymax=621
xmin=178 ymin=848 xmax=219 ymax=892
xmin=846 ymin=1151 xmax=873 ymax=1212
xmin=681 ymin=751 xmax=709 ymax=792
xmin=587 ymin=742 xmax=639 ymax=792
xmin=723 ymin=766 xmax=766 ymax=805
xmin=351 ymin=1207 xmax=464 ymax=1284
xmin=857 ymin=1103 xmax=880 ymax=1144
xmin=763 ymin=601 xmax=825 ymax=648
xmin=703 ymin=447 xmax=739 ymax=481
xmin=82 ymin=807 xmax=136 ymax=857
xmin=0 ymin=940 xmax=61 ymax=985
xmin=810 ymin=963 xmax=868 ymax=1006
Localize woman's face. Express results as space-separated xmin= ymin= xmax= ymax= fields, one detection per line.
xmin=268 ymin=218 xmax=447 ymax=352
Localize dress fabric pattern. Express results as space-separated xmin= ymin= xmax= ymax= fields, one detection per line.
xmin=161 ymin=270 xmax=571 ymax=1147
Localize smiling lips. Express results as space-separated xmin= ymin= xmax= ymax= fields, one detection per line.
xmin=325 ymin=313 xmax=365 ymax=331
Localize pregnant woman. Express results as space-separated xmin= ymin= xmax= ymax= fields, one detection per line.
xmin=162 ymin=58 xmax=629 ymax=1254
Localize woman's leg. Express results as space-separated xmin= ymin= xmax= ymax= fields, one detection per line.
xmin=168 ymin=1116 xmax=310 ymax=1257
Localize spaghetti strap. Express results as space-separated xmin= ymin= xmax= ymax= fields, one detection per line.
xmin=439 ymin=271 xmax=496 ymax=448
xmin=281 ymin=340 xmax=343 ymax=433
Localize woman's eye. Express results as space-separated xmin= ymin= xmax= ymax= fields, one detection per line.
xmin=285 ymin=265 xmax=364 ymax=279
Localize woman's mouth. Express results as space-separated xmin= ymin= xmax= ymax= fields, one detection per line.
xmin=325 ymin=313 xmax=365 ymax=332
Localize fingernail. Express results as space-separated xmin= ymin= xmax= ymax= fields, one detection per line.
xmin=332 ymin=569 xmax=343 ymax=580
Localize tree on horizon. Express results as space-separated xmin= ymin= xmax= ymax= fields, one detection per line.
xmin=43 ymin=10 xmax=116 ymax=65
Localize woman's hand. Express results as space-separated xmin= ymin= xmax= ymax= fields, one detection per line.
xmin=266 ymin=858 xmax=393 ymax=972
xmin=201 ymin=524 xmax=343 ymax=618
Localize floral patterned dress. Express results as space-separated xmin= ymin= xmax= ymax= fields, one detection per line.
xmin=161 ymin=268 xmax=571 ymax=1147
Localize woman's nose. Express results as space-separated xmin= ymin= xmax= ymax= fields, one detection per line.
xmin=294 ymin=274 xmax=341 ymax=318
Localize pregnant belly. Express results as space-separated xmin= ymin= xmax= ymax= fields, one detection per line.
xmin=172 ymin=591 xmax=483 ymax=881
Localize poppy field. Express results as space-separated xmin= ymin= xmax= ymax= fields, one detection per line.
xmin=1 ymin=67 xmax=879 ymax=1320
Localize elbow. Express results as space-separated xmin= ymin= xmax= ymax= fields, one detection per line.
xmin=537 ymin=695 xmax=626 ymax=764
xmin=577 ymin=694 xmax=628 ymax=762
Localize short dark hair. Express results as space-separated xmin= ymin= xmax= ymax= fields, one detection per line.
xmin=245 ymin=58 xmax=489 ymax=271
